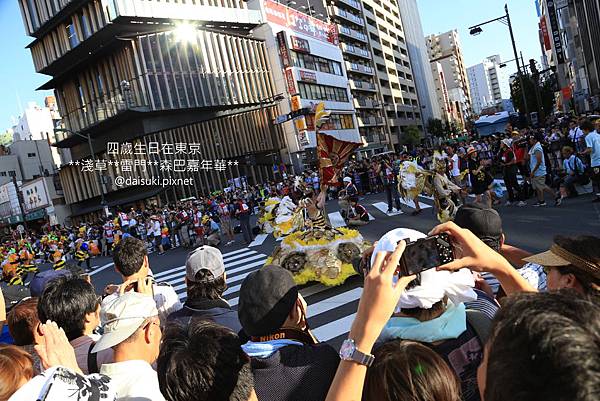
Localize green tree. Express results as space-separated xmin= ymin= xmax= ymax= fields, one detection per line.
xmin=401 ymin=125 xmax=422 ymax=149
xmin=511 ymin=75 xmax=555 ymax=121
xmin=426 ymin=118 xmax=445 ymax=138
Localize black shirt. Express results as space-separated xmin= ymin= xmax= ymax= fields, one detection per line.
xmin=251 ymin=343 xmax=340 ymax=401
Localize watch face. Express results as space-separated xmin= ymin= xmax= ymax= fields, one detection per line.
xmin=339 ymin=339 xmax=355 ymax=359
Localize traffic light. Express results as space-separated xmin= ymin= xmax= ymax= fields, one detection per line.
xmin=529 ymin=59 xmax=539 ymax=76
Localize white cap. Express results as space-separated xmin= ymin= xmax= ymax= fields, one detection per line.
xmin=93 ymin=292 xmax=158 ymax=353
xmin=372 ymin=228 xmax=476 ymax=310
xmin=343 ymin=177 xmax=352 ymax=183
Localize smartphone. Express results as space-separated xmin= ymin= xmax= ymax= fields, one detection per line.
xmin=398 ymin=233 xmax=454 ymax=276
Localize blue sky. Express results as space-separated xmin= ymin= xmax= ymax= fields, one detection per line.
xmin=417 ymin=0 xmax=542 ymax=70
xmin=0 ymin=0 xmax=541 ymax=131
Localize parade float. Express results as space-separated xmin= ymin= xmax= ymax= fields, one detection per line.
xmin=263 ymin=105 xmax=369 ymax=286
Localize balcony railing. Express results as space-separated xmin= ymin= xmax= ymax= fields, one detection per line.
xmin=337 ymin=24 xmax=368 ymax=43
xmin=337 ymin=0 xmax=361 ymax=11
xmin=357 ymin=116 xmax=376 ymax=126
xmin=341 ymin=43 xmax=371 ymax=59
xmin=333 ymin=7 xmax=364 ymax=26
xmin=346 ymin=61 xmax=374 ymax=75
xmin=60 ymin=76 xmax=151 ymax=135
xmin=349 ymin=79 xmax=377 ymax=91
xmin=353 ymin=98 xmax=381 ymax=108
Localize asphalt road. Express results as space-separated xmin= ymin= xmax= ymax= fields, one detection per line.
xmin=84 ymin=190 xmax=600 ymax=348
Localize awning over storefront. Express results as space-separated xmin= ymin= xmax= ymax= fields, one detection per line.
xmin=69 ymin=186 xmax=166 ymax=217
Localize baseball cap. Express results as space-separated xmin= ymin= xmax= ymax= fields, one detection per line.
xmin=238 ymin=265 xmax=298 ymax=337
xmin=29 ymin=269 xmax=72 ymax=298
xmin=93 ymin=292 xmax=158 ymax=353
xmin=185 ymin=246 xmax=225 ymax=282
xmin=454 ymin=204 xmax=502 ymax=249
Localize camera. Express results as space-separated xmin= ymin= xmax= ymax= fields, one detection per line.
xmin=397 ymin=233 xmax=454 ymax=276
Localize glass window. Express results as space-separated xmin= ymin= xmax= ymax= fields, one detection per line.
xmin=66 ymin=23 xmax=79 ymax=48
xmin=332 ymin=62 xmax=342 ymax=76
xmin=79 ymin=12 xmax=91 ymax=39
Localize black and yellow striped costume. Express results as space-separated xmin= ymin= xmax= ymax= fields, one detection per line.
xmin=8 ymin=275 xmax=24 ymax=286
xmin=53 ymin=259 xmax=66 ymax=271
xmin=20 ymin=262 xmax=38 ymax=273
xmin=75 ymin=250 xmax=89 ymax=262
xmin=311 ymin=211 xmax=329 ymax=230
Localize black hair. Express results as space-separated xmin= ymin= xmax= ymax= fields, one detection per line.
xmin=485 ymin=291 xmax=600 ymax=401
xmin=113 ymin=236 xmax=147 ymax=277
xmin=37 ymin=275 xmax=99 ymax=341
xmin=187 ymin=270 xmax=227 ymax=300
xmin=580 ymin=119 xmax=594 ymax=132
xmin=157 ymin=320 xmax=254 ymax=401
xmin=553 ymin=235 xmax=600 ymax=295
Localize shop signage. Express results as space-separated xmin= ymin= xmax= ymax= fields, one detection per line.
xmin=299 ymin=70 xmax=317 ymax=83
xmin=290 ymin=36 xmax=310 ymax=53
xmin=285 ymin=68 xmax=297 ymax=95
xmin=264 ymin=0 xmax=339 ymax=45
xmin=540 ymin=17 xmax=551 ymax=51
xmin=276 ymin=31 xmax=290 ymax=68
xmin=546 ymin=1 xmax=564 ymax=64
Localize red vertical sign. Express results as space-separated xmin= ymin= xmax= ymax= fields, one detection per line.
xmin=540 ymin=17 xmax=551 ymax=51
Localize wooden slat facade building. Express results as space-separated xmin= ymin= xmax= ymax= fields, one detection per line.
xmin=18 ymin=0 xmax=287 ymax=216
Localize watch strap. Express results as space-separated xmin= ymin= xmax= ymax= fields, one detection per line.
xmin=352 ymin=347 xmax=375 ymax=367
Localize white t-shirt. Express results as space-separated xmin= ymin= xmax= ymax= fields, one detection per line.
xmin=100 ymin=360 xmax=165 ymax=401
xmin=152 ymin=220 xmax=161 ymax=236
xmin=102 ymin=283 xmax=182 ymax=325
xmin=450 ymin=154 xmax=460 ymax=177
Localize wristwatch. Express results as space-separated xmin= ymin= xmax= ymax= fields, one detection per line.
xmin=339 ymin=338 xmax=374 ymax=367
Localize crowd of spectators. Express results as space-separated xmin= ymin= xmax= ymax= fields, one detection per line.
xmin=0 ymin=205 xmax=597 ymax=400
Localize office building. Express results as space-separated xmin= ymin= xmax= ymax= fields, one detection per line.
xmin=397 ymin=0 xmax=441 ymax=128
xmin=426 ymin=30 xmax=472 ymax=127
xmin=18 ymin=0 xmax=286 ymax=217
xmin=324 ymin=0 xmax=390 ymax=154
xmin=249 ymin=0 xmax=360 ymax=170
xmin=467 ymin=55 xmax=511 ymax=115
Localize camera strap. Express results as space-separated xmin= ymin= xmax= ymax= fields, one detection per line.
xmin=250 ymin=328 xmax=317 ymax=345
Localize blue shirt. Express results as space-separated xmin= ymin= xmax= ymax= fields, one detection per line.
xmin=529 ymin=142 xmax=546 ymax=177
xmin=585 ymin=130 xmax=600 ymax=167
xmin=563 ymin=155 xmax=585 ymax=175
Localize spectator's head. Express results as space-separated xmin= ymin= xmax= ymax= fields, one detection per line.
xmin=93 ymin=292 xmax=161 ymax=363
xmin=500 ymin=138 xmax=512 ymax=149
xmin=364 ymin=340 xmax=461 ymax=401
xmin=446 ymin=145 xmax=454 ymax=156
xmin=0 ymin=345 xmax=34 ymax=400
xmin=371 ymin=228 xmax=477 ymax=320
xmin=157 ymin=320 xmax=257 ymax=401
xmin=480 ymin=291 xmax=600 ymax=401
xmin=37 ymin=275 xmax=100 ymax=341
xmin=113 ymin=237 xmax=149 ymax=279
xmin=454 ymin=204 xmax=503 ymax=251
xmin=343 ymin=176 xmax=352 ymax=185
xmin=238 ymin=265 xmax=308 ymax=338
xmin=7 ymin=297 xmax=40 ymax=346
xmin=580 ymin=119 xmax=594 ymax=133
xmin=561 ymin=145 xmax=574 ymax=159
xmin=524 ymin=235 xmax=600 ymax=295
xmin=185 ymin=246 xmax=227 ymax=300
xmin=466 ymin=146 xmax=477 ymax=159
xmin=29 ymin=269 xmax=71 ymax=298
xmin=349 ymin=196 xmax=359 ymax=206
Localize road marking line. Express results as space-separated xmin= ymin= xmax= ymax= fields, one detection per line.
xmin=312 ymin=313 xmax=356 ymax=342
xmin=248 ymin=234 xmax=268 ymax=247
xmin=88 ymin=262 xmax=114 ymax=276
xmin=328 ymin=212 xmax=346 ymax=228
xmin=223 ymin=250 xmax=257 ymax=263
xmin=307 ymin=288 xmax=362 ymax=317
xmin=372 ymin=202 xmax=403 ymax=215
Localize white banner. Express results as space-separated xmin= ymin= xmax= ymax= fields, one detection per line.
xmin=0 ymin=184 xmax=10 ymax=204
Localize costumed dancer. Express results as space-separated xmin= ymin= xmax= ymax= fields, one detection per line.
xmin=51 ymin=250 xmax=66 ymax=271
xmin=2 ymin=252 xmax=25 ymax=286
xmin=397 ymin=158 xmax=433 ymax=216
xmin=432 ymin=158 xmax=463 ymax=223
xmin=74 ymin=239 xmax=91 ymax=271
xmin=18 ymin=244 xmax=38 ymax=274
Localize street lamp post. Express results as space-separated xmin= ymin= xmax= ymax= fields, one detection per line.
xmin=54 ymin=128 xmax=108 ymax=216
xmin=469 ymin=4 xmax=530 ymax=125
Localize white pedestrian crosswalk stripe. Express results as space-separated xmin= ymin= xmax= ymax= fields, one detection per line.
xmin=156 ymin=247 xmax=364 ymax=344
xmin=372 ymin=202 xmax=403 ymax=216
